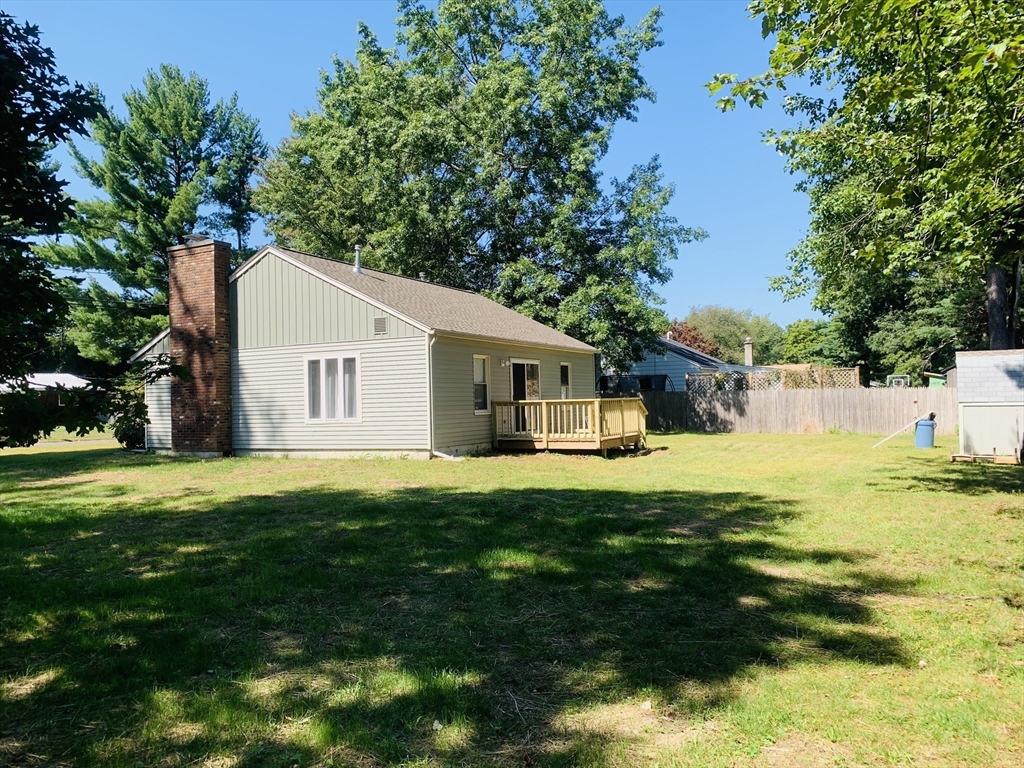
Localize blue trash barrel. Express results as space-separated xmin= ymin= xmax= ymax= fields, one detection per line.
xmin=915 ymin=419 xmax=936 ymax=449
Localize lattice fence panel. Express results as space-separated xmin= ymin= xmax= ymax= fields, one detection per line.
xmin=748 ymin=370 xmax=783 ymax=390
xmin=686 ymin=372 xmax=749 ymax=392
xmin=687 ymin=367 xmax=861 ymax=391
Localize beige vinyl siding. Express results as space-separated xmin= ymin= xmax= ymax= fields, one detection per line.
xmin=148 ymin=332 xmax=170 ymax=356
xmin=431 ymin=335 xmax=596 ymax=453
xmin=233 ymin=336 xmax=429 ymax=452
xmin=144 ymin=375 xmax=172 ymax=450
xmin=230 ymin=252 xmax=423 ymax=349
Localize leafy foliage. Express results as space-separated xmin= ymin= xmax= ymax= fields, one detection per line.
xmin=256 ymin=0 xmax=705 ymax=369
xmin=712 ymin=0 xmax=1024 ymax=350
xmin=0 ymin=13 xmax=102 ymax=382
xmin=0 ymin=354 xmax=185 ymax=449
xmin=36 ymin=64 xmax=264 ymax=362
xmin=0 ymin=11 xmax=118 ymax=446
xmin=0 ymin=13 xmax=101 ymax=248
xmin=770 ymin=168 xmax=989 ymax=378
xmin=682 ymin=305 xmax=784 ymax=365
xmin=779 ymin=320 xmax=829 ymax=365
xmin=665 ymin=319 xmax=721 ymax=357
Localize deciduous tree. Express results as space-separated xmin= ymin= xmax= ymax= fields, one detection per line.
xmin=256 ymin=0 xmax=705 ymax=370
xmin=665 ymin=320 xmax=721 ymax=357
xmin=711 ymin=0 xmax=1023 ymax=349
xmin=682 ymin=305 xmax=784 ymax=365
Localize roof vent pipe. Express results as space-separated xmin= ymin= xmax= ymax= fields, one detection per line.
xmin=419 ymin=272 xmax=426 ymax=282
xmin=353 ymin=244 xmax=362 ymax=275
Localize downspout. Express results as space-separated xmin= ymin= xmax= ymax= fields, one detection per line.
xmin=426 ymin=331 xmax=436 ymax=457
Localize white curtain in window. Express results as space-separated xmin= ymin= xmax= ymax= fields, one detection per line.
xmin=343 ymin=358 xmax=357 ymax=419
xmin=324 ymin=358 xmax=339 ymax=419
xmin=308 ymin=360 xmax=321 ymax=419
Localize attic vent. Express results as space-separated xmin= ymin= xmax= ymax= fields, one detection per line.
xmin=373 ymin=317 xmax=388 ymax=336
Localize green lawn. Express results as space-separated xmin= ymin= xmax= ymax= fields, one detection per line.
xmin=0 ymin=434 xmax=1020 ymax=767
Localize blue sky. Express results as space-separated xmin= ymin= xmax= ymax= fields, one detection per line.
xmin=8 ymin=0 xmax=819 ymax=325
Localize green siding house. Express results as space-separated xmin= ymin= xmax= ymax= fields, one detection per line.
xmin=132 ymin=239 xmax=598 ymax=458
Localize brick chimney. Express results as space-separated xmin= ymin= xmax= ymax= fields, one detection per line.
xmin=168 ymin=238 xmax=232 ymax=456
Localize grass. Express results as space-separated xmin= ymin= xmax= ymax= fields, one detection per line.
xmin=36 ymin=426 xmax=117 ymax=443
xmin=0 ymin=433 xmax=1021 ymax=767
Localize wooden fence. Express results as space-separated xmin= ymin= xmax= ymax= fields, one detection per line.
xmin=641 ymin=387 xmax=958 ymax=436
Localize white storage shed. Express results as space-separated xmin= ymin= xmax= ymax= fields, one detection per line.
xmin=955 ymin=350 xmax=1024 ymax=461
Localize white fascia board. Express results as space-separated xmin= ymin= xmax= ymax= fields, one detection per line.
xmin=128 ymin=328 xmax=170 ymax=363
xmin=435 ymin=329 xmax=597 ymax=355
xmin=233 ymin=246 xmax=432 ymax=335
xmin=226 ymin=245 xmax=275 ymax=283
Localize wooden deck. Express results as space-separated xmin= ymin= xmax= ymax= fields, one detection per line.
xmin=493 ymin=398 xmax=647 ymax=456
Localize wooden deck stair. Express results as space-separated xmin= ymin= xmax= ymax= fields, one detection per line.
xmin=493 ymin=398 xmax=647 ymax=456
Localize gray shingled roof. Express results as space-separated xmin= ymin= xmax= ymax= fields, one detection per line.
xmin=274 ymin=247 xmax=597 ymax=353
xmin=657 ymin=337 xmax=728 ymax=369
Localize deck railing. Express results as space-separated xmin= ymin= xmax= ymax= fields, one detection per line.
xmin=493 ymin=398 xmax=647 ymax=454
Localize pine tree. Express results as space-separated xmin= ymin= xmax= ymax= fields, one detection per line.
xmin=36 ymin=64 xmax=265 ymax=363
xmin=0 ymin=12 xmax=102 ymax=382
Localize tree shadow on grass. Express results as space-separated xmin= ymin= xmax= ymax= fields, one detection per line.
xmin=1 ymin=469 xmax=914 ymax=767
xmin=0 ymin=446 xmax=178 ymax=485
xmin=881 ymin=455 xmax=1024 ymax=496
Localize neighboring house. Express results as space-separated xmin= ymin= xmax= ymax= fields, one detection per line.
xmin=609 ymin=336 xmax=757 ymax=392
xmin=132 ymin=239 xmax=598 ymax=458
xmin=955 ymin=349 xmax=1024 ymax=461
xmin=0 ymin=373 xmax=90 ymax=406
xmin=943 ymin=365 xmax=958 ymax=389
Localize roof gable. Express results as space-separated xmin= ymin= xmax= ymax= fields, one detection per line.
xmin=232 ymin=246 xmax=596 ymax=353
xmin=128 ymin=328 xmax=170 ymax=362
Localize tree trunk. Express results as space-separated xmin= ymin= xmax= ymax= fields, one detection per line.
xmin=1010 ymin=256 xmax=1022 ymax=349
xmin=987 ymin=264 xmax=1011 ymax=349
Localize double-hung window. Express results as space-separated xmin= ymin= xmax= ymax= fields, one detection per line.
xmin=307 ymin=355 xmax=359 ymax=421
xmin=473 ymin=355 xmax=490 ymax=414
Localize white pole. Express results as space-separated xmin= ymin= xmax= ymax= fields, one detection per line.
xmin=872 ymin=417 xmax=925 ymax=448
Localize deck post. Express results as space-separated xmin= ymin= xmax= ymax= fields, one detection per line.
xmin=593 ymin=399 xmax=601 ymax=450
xmin=492 ymin=407 xmax=499 ymax=448
xmin=542 ymin=402 xmax=549 ymax=450
xmin=619 ymin=399 xmax=626 ymax=446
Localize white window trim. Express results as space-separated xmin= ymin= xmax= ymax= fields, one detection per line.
xmin=473 ymin=354 xmax=491 ymax=415
xmin=509 ymin=357 xmax=542 ymax=400
xmin=304 ymin=352 xmax=362 ymax=424
xmin=559 ymin=361 xmax=572 ymax=399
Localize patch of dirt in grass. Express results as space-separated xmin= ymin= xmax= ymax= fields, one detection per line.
xmin=756 ymin=564 xmax=813 ymax=581
xmin=669 ymin=518 xmax=762 ymax=537
xmin=625 ymin=576 xmax=669 ymax=593
xmin=554 ymin=701 xmax=717 ymax=758
xmin=757 ymin=733 xmax=855 ymax=767
xmin=738 ymin=595 xmax=771 ymax=609
xmin=197 ymin=756 xmax=240 ymax=768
